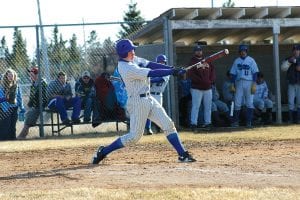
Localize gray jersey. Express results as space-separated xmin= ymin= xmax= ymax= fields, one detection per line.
xmin=150 ymin=76 xmax=170 ymax=94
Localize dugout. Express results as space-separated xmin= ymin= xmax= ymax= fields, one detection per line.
xmin=131 ymin=6 xmax=300 ymax=125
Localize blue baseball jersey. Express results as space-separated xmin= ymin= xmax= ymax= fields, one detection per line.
xmin=230 ymin=56 xmax=259 ymax=81
xmin=254 ymin=81 xmax=269 ymax=99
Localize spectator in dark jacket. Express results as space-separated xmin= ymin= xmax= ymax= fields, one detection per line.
xmin=187 ymin=45 xmax=216 ymax=130
xmin=17 ymin=67 xmax=47 ymax=139
xmin=94 ymin=72 xmax=126 ymax=124
xmin=75 ymin=70 xmax=99 ymax=124
xmin=47 ymin=71 xmax=81 ymax=125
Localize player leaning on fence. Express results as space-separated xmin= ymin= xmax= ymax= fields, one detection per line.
xmin=17 ymin=67 xmax=47 ymax=139
xmin=91 ymin=39 xmax=196 ymax=164
xmin=0 ymin=68 xmax=25 ymax=140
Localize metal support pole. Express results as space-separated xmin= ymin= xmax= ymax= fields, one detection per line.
xmin=272 ymin=23 xmax=282 ymax=124
xmin=37 ymin=0 xmax=50 ymax=82
xmin=36 ymin=25 xmax=44 ymax=137
xmin=163 ymin=16 xmax=178 ymax=125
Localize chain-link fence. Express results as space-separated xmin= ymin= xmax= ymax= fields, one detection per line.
xmin=0 ymin=22 xmax=146 ymax=139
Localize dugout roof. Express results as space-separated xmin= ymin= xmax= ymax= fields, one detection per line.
xmin=132 ymin=6 xmax=300 ymax=45
xmin=131 ymin=6 xmax=300 ymax=124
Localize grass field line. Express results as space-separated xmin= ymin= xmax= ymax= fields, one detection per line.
xmin=0 ymin=125 xmax=299 ymax=153
xmin=175 ymin=166 xmax=292 ymax=178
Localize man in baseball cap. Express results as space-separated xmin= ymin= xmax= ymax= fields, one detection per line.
xmin=91 ymin=39 xmax=196 ymax=164
xmin=75 ymin=70 xmax=98 ymax=124
xmin=27 ymin=66 xmax=39 ymax=75
xmin=292 ymin=44 xmax=300 ymax=51
xmin=82 ymin=70 xmax=91 ymax=78
xmin=17 ymin=66 xmax=47 ymax=139
xmin=193 ymin=45 xmax=203 ymax=52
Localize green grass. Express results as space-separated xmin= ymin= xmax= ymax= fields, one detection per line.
xmin=0 ymin=188 xmax=298 ymax=200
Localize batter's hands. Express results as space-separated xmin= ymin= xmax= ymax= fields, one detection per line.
xmin=196 ymin=62 xmax=209 ymax=69
xmin=288 ymin=57 xmax=297 ymax=64
xmin=251 ymin=83 xmax=256 ymax=94
xmin=172 ymin=67 xmax=186 ymax=76
xmin=230 ymin=84 xmax=236 ymax=93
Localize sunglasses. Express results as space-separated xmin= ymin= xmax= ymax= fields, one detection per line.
xmin=83 ymin=76 xmax=90 ymax=79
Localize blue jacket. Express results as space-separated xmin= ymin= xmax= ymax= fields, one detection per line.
xmin=0 ymin=85 xmax=24 ymax=112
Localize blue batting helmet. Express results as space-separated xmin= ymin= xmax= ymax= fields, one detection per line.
xmin=116 ymin=39 xmax=137 ymax=58
xmin=292 ymin=44 xmax=300 ymax=51
xmin=156 ymin=54 xmax=167 ymax=63
xmin=238 ymin=44 xmax=248 ymax=52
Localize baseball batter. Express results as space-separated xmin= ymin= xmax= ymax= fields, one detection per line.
xmin=92 ymin=39 xmax=196 ymax=164
xmin=230 ymin=44 xmax=259 ymax=128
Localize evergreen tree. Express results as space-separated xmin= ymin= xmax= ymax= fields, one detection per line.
xmin=86 ymin=30 xmax=103 ymax=71
xmin=87 ymin=30 xmax=101 ymax=48
xmin=48 ymin=26 xmax=69 ymax=74
xmin=10 ymin=28 xmax=30 ymax=71
xmin=0 ymin=36 xmax=9 ymax=72
xmin=67 ymin=34 xmax=82 ymax=76
xmin=0 ymin=37 xmax=9 ymax=59
xmin=68 ymin=34 xmax=80 ymax=63
xmin=223 ymin=0 xmax=235 ymax=7
xmin=118 ymin=2 xmax=146 ymax=38
xmin=101 ymin=37 xmax=114 ymax=55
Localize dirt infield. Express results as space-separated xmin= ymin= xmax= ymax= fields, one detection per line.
xmin=0 ymin=132 xmax=299 ymax=195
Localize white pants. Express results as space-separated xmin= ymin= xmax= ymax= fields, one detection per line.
xmin=234 ymin=80 xmax=254 ymax=110
xmin=190 ymin=88 xmax=212 ymax=125
xmin=253 ymin=98 xmax=273 ymax=110
xmin=151 ymin=93 xmax=163 ymax=105
xmin=288 ymin=84 xmax=300 ymax=110
xmin=120 ymin=95 xmax=176 ymax=146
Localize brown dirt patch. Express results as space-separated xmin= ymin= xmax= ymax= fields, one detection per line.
xmin=0 ymin=139 xmax=299 ymax=192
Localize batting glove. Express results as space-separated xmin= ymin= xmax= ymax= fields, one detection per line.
xmin=288 ymin=57 xmax=297 ymax=64
xmin=251 ymin=83 xmax=256 ymax=94
xmin=172 ymin=68 xmax=186 ymax=76
xmin=229 ymin=84 xmax=236 ymax=93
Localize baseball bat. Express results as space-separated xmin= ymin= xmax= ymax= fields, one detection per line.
xmin=230 ymin=100 xmax=234 ymax=117
xmin=185 ymin=49 xmax=229 ymax=70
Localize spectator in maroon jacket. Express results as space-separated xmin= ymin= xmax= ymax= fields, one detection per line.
xmin=187 ymin=45 xmax=216 ymax=130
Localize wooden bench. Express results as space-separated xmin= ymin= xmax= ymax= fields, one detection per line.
xmin=37 ymin=109 xmax=128 ymax=136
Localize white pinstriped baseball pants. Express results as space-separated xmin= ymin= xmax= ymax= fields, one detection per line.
xmin=120 ymin=95 xmax=176 ymax=146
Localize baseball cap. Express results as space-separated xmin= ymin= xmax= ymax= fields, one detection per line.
xmin=27 ymin=67 xmax=38 ymax=74
xmin=193 ymin=45 xmax=203 ymax=52
xmin=82 ymin=71 xmax=91 ymax=78
xmin=239 ymin=44 xmax=248 ymax=52
xmin=292 ymin=44 xmax=300 ymax=51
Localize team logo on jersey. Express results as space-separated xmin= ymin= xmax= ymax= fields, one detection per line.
xmin=237 ymin=64 xmax=250 ymax=70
